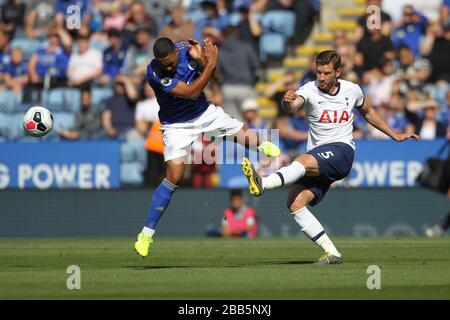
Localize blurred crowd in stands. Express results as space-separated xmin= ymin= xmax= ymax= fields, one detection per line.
xmin=0 ymin=0 xmax=448 ymax=186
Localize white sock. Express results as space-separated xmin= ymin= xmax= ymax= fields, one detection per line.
xmin=142 ymin=226 xmax=155 ymax=237
xmin=293 ymin=207 xmax=340 ymax=257
xmin=315 ymin=233 xmax=341 ymax=257
xmin=262 ymin=161 xmax=305 ymax=189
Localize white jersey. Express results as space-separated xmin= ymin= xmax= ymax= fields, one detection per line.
xmin=296 ymin=79 xmax=365 ymax=151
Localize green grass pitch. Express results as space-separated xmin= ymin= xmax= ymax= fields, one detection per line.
xmin=0 ymin=237 xmax=449 ymax=299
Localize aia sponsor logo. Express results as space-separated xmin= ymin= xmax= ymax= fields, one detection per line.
xmin=319 ymin=110 xmax=350 ymax=123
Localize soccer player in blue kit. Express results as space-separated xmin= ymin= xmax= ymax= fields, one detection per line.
xmin=134 ymin=37 xmax=280 ymax=257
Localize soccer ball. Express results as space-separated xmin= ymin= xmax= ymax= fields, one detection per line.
xmin=22 ymin=106 xmax=54 ymax=137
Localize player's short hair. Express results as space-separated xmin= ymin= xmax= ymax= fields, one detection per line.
xmin=153 ymin=37 xmax=176 ymax=59
xmin=316 ymin=50 xmax=342 ymax=71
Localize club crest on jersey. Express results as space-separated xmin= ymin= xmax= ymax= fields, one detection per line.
xmin=161 ymin=77 xmax=172 ymax=87
xmin=319 ymin=110 xmax=350 ymax=123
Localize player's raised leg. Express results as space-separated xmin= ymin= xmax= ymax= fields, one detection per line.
xmin=287 ymin=185 xmax=342 ymax=265
xmin=231 ymin=124 xmax=281 ymax=158
xmin=134 ymin=159 xmax=184 ymax=257
xmin=242 ymin=153 xmax=318 ymax=196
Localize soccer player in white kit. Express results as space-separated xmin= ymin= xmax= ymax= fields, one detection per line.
xmin=242 ymin=50 xmax=420 ymax=265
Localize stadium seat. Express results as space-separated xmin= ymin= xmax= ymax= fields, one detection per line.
xmin=120 ymin=139 xmax=146 ymax=163
xmin=261 ymin=10 xmax=296 ymax=38
xmin=41 ymin=89 xmax=66 ymax=112
xmin=259 ymin=33 xmax=286 ymax=61
xmin=120 ymin=162 xmax=144 ymax=185
xmin=51 ymin=112 xmax=76 ymax=133
xmin=63 ymin=88 xmax=82 ymax=113
xmin=259 ymin=10 xmax=296 ymax=61
xmin=89 ymin=38 xmax=110 ymax=52
xmin=42 ymin=88 xmax=81 ymax=113
xmin=0 ymin=91 xmax=21 ymax=113
xmin=91 ymin=87 xmax=114 ymax=108
xmin=7 ymin=113 xmax=27 ymax=140
xmin=0 ymin=113 xmax=9 ymax=138
xmin=10 ymin=38 xmax=42 ymax=59
xmin=14 ymin=103 xmax=32 ymax=113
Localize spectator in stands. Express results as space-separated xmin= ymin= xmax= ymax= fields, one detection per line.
xmin=366 ymin=104 xmax=400 ymax=140
xmin=367 ymin=95 xmax=416 ymax=139
xmin=123 ymin=1 xmax=158 ymax=44
xmin=292 ymin=0 xmax=320 ymax=46
xmin=276 ymin=106 xmax=308 ymax=155
xmin=218 ymin=25 xmax=259 ymax=120
xmin=201 ymin=25 xmax=223 ymax=46
xmin=123 ymin=26 xmax=154 ymax=84
xmin=100 ymin=28 xmax=127 ymax=86
xmin=191 ymin=134 xmax=217 ymax=188
xmin=59 ymin=89 xmax=103 ymax=140
xmin=200 ymin=27 xmax=223 ymax=106
xmin=135 ymin=82 xmax=160 ymax=137
xmin=193 ymin=0 xmax=231 ymax=43
xmin=356 ymin=0 xmax=392 ymax=40
xmin=102 ymin=1 xmax=127 ymax=31
xmin=135 ymin=82 xmax=164 ymax=187
xmin=395 ymin=45 xmax=431 ymax=99
xmin=421 ymin=20 xmax=450 ymax=110
xmin=158 ymin=3 xmax=195 ymax=43
xmin=28 ymin=28 xmax=72 ymax=89
xmin=0 ymin=30 xmax=12 ymax=76
xmin=234 ymin=0 xmax=261 ymax=56
xmin=414 ymin=99 xmax=447 ymax=139
xmin=221 ymin=189 xmax=258 ymax=238
xmin=67 ymin=34 xmax=103 ymax=90
xmin=102 ymin=75 xmax=139 ymax=140
xmin=264 ymin=69 xmax=298 ymax=107
xmin=241 ymin=98 xmax=268 ymax=130
xmin=3 ymin=47 xmax=28 ymax=93
xmin=265 ymin=63 xmax=308 ymax=154
xmin=25 ymin=0 xmax=56 ymax=39
xmin=392 ymin=4 xmax=428 ymax=57
xmin=143 ymin=0 xmax=167 ymax=25
xmin=366 ymin=58 xmax=397 ymax=108
xmin=335 ymin=42 xmax=359 ymax=83
xmin=355 ymin=26 xmax=395 ymax=80
xmin=1 ymin=0 xmax=27 ymax=36
xmin=297 ymin=54 xmax=316 ymax=87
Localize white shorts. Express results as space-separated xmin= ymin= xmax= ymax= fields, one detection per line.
xmin=161 ymin=104 xmax=244 ymax=161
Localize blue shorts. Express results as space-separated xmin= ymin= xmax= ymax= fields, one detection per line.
xmin=294 ymin=142 xmax=354 ymax=206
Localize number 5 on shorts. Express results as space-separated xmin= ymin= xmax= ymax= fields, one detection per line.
xmin=318 ymin=151 xmax=334 ymax=159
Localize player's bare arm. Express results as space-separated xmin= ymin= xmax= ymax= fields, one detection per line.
xmin=188 ymin=38 xmax=221 ymax=82
xmin=281 ymin=90 xmax=305 ymax=113
xmin=358 ymin=97 xmax=421 ymax=142
xmin=170 ymin=39 xmax=218 ymax=100
xmin=188 ymin=38 xmax=206 ymax=67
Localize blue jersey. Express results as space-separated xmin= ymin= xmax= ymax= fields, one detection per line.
xmin=0 ymin=48 xmax=12 ymax=73
xmin=6 ymin=60 xmax=28 ymax=77
xmin=146 ymin=41 xmax=209 ymax=124
xmin=103 ymin=44 xmax=127 ymax=78
xmin=35 ymin=46 xmax=69 ymax=78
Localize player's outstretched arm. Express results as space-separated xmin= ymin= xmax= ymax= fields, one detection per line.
xmin=357 ymin=98 xmax=421 ymax=142
xmin=281 ymin=90 xmax=305 ymax=113
xmin=170 ymin=39 xmax=218 ymax=100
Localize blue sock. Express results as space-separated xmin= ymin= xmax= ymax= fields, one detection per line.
xmin=145 ymin=179 xmax=178 ymax=229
